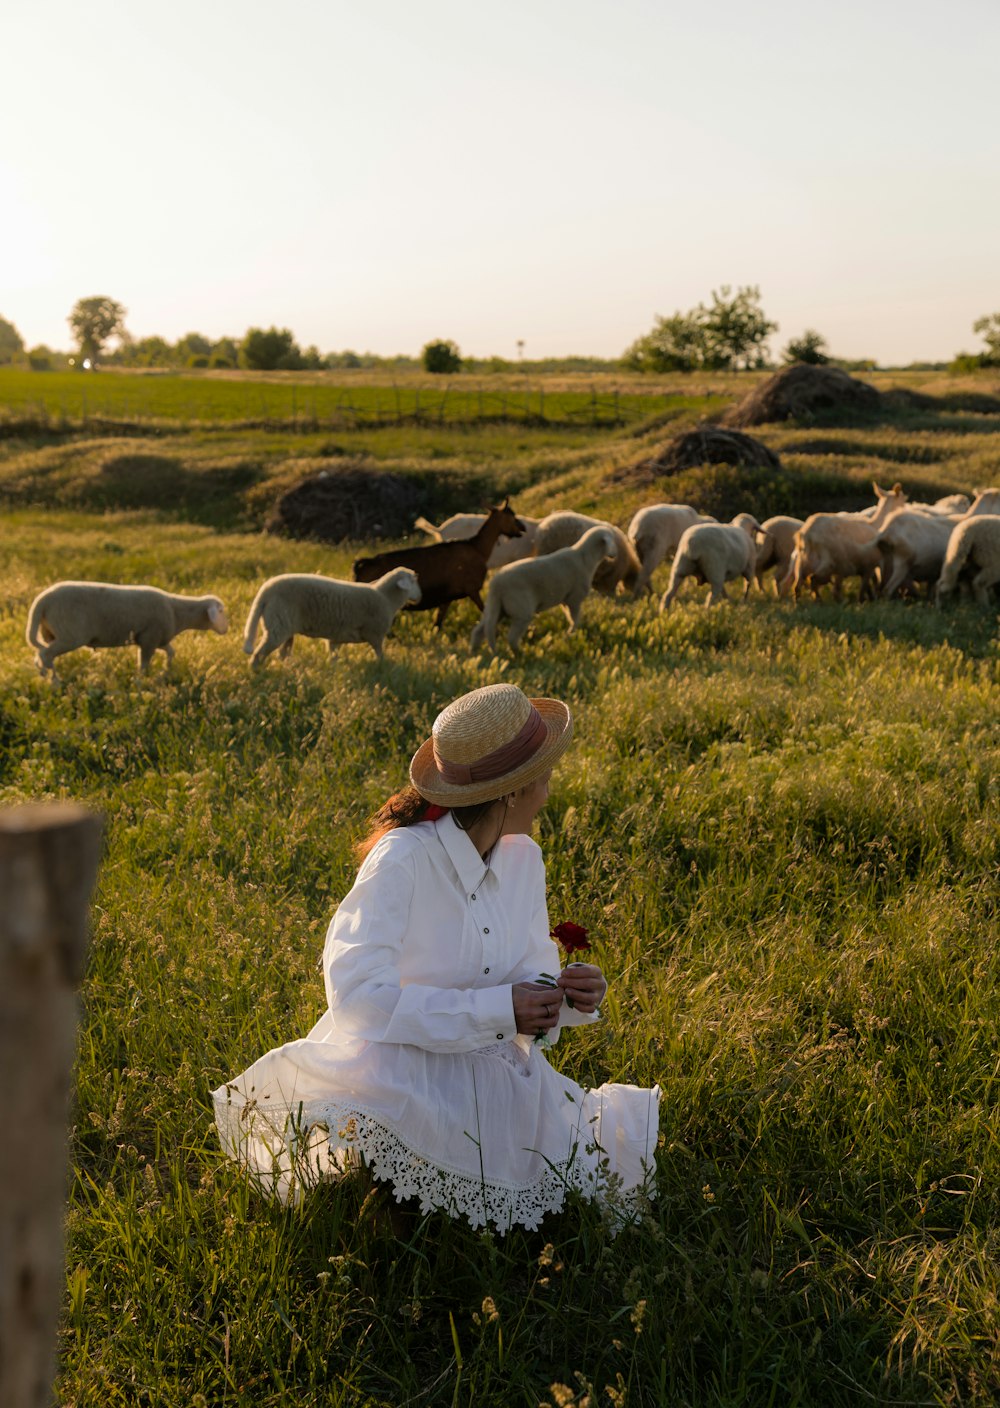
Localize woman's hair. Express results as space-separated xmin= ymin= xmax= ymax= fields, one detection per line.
xmin=355 ymin=785 xmax=499 ymax=860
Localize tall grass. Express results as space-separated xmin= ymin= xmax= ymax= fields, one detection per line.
xmin=2 ymin=498 xmax=999 ymax=1405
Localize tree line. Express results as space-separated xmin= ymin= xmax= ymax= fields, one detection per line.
xmin=2 ymin=292 xmax=999 ymax=376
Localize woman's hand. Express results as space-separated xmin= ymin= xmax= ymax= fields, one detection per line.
xmin=556 ymin=962 xmax=607 ymax=1014
xmin=513 ymin=981 xmax=563 ymax=1036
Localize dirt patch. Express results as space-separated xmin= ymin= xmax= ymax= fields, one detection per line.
xmin=723 ymin=364 xmax=880 ymax=427
xmin=265 ymin=464 xmax=425 ymax=543
xmin=611 ymin=425 xmax=780 ymax=489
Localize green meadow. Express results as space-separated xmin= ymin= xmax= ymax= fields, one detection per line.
xmin=2 ymin=371 xmax=999 ymax=1406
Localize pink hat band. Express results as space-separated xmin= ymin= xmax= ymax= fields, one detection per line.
xmin=433 ymin=706 xmax=547 ymax=786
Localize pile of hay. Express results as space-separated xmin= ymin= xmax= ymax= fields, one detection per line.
xmin=265 ymin=465 xmax=424 ymax=543
xmin=613 ymin=425 xmax=781 ymax=488
xmin=724 ymin=364 xmax=880 ymax=427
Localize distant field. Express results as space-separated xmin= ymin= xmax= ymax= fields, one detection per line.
xmin=0 ymin=367 xmax=729 ymax=430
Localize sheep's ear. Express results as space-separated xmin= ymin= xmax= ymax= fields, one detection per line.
xmin=892 ymin=482 xmax=902 ymax=495
xmin=873 ymin=481 xmax=884 ymax=498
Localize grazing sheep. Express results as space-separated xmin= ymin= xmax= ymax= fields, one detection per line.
xmin=470 ymin=526 xmax=616 ymax=654
xmin=876 ymin=509 xmax=966 ymax=598
xmin=626 ymin=503 xmax=707 ymax=596
xmin=243 ymin=567 xmax=420 ymax=667
xmin=923 ymin=493 xmax=972 ymax=516
xmin=755 ymin=516 xmax=804 ymax=595
xmin=533 ymin=510 xmax=641 ymax=596
xmin=936 ymin=515 xmax=1000 ymax=606
xmin=967 ymin=488 xmax=1000 ymax=516
xmin=413 ymin=511 xmax=540 ymax=569
xmin=659 ymin=514 xmax=765 ymax=610
xmin=353 ymin=502 xmax=524 ymax=628
xmin=26 ymin=582 xmax=228 ymax=681
xmin=791 ymin=482 xmax=908 ymax=601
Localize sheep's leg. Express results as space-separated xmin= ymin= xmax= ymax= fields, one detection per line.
xmin=36 ymin=641 xmax=65 ymax=679
xmin=325 ymin=639 xmax=337 ymax=656
xmin=137 ymin=642 xmax=156 ymax=674
xmin=163 ymin=642 xmax=175 ymax=667
xmin=706 ymin=580 xmax=726 ymax=607
xmin=506 ymin=616 xmax=531 ymax=652
xmin=971 ymin=568 xmax=996 ymax=606
xmin=563 ymin=593 xmax=587 ymax=633
xmin=366 ymin=636 xmax=385 ymax=659
xmin=741 ymin=573 xmax=753 ymax=602
xmin=469 ymin=590 xmax=485 ymax=612
xmin=249 ymin=632 xmax=284 ymax=669
xmin=434 ymin=602 xmax=451 ymax=630
xmin=279 ymin=637 xmax=295 ymax=658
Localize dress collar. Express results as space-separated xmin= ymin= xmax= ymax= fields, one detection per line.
xmin=433 ymin=813 xmax=500 ymax=896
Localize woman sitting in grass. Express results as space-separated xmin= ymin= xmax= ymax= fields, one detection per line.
xmin=214 ymin=682 xmax=659 ymax=1232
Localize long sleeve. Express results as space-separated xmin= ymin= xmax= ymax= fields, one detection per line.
xmin=508 ymin=848 xmax=601 ymax=1043
xmin=322 ymin=841 xmax=517 ymax=1053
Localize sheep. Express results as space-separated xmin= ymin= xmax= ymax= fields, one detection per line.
xmin=936 ymin=515 xmax=1000 ymax=606
xmin=243 ymin=567 xmax=421 ymax=668
xmin=26 ymin=581 xmax=228 ymax=681
xmin=533 ymin=510 xmax=642 ymax=596
xmin=659 ymin=514 xmax=766 ymax=610
xmin=353 ymin=501 xmax=524 ymax=628
xmin=626 ymin=503 xmax=708 ymax=596
xmin=790 ymin=482 xmax=908 ymax=601
xmin=876 ymin=509 xmax=966 ymax=598
xmin=470 ymin=525 xmax=617 ymax=654
xmin=413 ymin=511 xmax=540 ymax=569
xmin=754 ymin=516 xmax=804 ymax=596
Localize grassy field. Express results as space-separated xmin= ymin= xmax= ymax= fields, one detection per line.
xmin=2 ymin=371 xmax=999 ymax=1405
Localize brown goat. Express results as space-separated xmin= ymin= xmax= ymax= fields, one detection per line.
xmin=352 ymin=502 xmax=525 ymax=628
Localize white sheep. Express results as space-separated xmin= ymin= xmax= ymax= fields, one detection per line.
xmin=791 ymin=482 xmax=908 ymax=601
xmin=626 ymin=503 xmax=708 ymax=596
xmin=469 ymin=526 xmax=616 ymax=654
xmin=876 ymin=509 xmax=969 ymax=598
xmin=413 ymin=511 xmax=539 ymax=569
xmin=533 ymin=510 xmax=642 ymax=595
xmin=755 ymin=516 xmax=803 ymax=596
xmin=936 ymin=515 xmax=1000 ymax=606
xmin=243 ymin=568 xmax=421 ymax=668
xmin=659 ymin=514 xmax=765 ymax=610
xmin=26 ymin=582 xmax=228 ymax=681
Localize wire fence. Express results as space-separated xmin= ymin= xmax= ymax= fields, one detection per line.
xmin=0 ymin=373 xmax=710 ymax=435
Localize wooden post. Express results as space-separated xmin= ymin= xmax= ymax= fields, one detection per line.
xmin=0 ymin=803 xmax=102 ymax=1408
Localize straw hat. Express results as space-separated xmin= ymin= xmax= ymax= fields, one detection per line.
xmin=409 ymin=683 xmax=573 ymax=806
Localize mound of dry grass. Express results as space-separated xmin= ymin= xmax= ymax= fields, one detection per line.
xmin=724 ymin=364 xmax=880 ymax=427
xmin=265 ymin=463 xmax=424 ymax=542
xmin=611 ymin=424 xmax=781 ymax=488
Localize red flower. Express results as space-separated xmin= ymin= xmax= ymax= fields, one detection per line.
xmin=551 ymin=920 xmax=590 ymax=954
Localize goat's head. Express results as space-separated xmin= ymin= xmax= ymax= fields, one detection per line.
xmin=488 ymin=502 xmax=526 ymax=537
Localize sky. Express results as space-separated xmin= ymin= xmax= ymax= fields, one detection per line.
xmin=4 ymin=0 xmax=999 ymax=366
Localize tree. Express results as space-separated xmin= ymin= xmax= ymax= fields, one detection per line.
xmin=623 ymin=286 xmax=777 ymax=373
xmin=622 ymin=312 xmax=702 ymax=372
xmin=697 ymin=285 xmax=777 ymax=370
xmin=972 ymin=312 xmax=1000 ymax=365
xmin=68 ymin=296 xmax=127 ymax=366
xmin=422 ymin=339 xmax=462 ymax=374
xmin=175 ymin=332 xmax=212 ymax=362
xmin=240 ymin=327 xmax=303 ymax=370
xmin=782 ymin=329 xmax=830 ymax=366
xmin=0 ymin=315 xmax=25 ymax=364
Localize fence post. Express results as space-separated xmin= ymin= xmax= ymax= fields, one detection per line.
xmin=0 ymin=802 xmax=102 ymax=1408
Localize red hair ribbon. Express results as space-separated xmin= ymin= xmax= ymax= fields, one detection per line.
xmin=424 ymin=803 xmax=450 ymax=821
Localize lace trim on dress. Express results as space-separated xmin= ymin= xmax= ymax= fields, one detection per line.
xmin=216 ymin=1093 xmax=655 ymax=1234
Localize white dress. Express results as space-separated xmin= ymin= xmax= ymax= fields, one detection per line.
xmin=213 ymin=814 xmax=659 ymax=1232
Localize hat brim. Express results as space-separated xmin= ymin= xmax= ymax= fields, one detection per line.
xmin=409 ymin=697 xmax=573 ymax=806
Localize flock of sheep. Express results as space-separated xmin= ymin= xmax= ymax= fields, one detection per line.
xmin=24 ymin=481 xmax=1000 ymax=680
